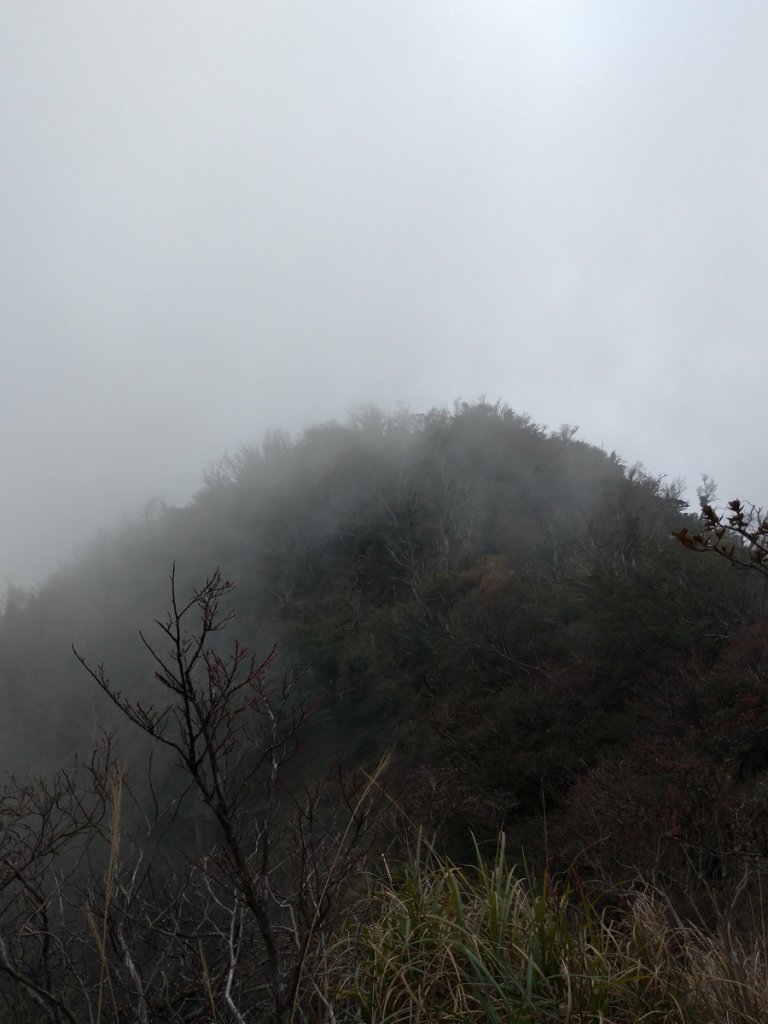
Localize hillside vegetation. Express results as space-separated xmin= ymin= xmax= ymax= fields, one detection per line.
xmin=2 ymin=400 xmax=767 ymax=1021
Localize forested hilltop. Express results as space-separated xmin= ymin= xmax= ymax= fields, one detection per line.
xmin=2 ymin=400 xmax=765 ymax=861
xmin=3 ymin=401 xmax=768 ymax=1022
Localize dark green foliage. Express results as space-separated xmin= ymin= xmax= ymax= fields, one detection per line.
xmin=1 ymin=399 xmax=765 ymax=889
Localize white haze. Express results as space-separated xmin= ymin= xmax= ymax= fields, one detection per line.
xmin=1 ymin=0 xmax=767 ymax=586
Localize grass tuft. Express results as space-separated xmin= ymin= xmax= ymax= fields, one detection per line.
xmin=312 ymin=834 xmax=768 ymax=1023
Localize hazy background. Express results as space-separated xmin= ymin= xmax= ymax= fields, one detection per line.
xmin=2 ymin=0 xmax=766 ymax=587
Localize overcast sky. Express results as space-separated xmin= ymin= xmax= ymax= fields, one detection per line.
xmin=2 ymin=0 xmax=767 ymax=587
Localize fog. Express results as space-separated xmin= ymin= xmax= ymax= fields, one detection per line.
xmin=2 ymin=0 xmax=766 ymax=587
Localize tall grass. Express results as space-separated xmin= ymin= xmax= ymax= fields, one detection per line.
xmin=84 ymin=770 xmax=123 ymax=1024
xmin=314 ymin=834 xmax=768 ymax=1023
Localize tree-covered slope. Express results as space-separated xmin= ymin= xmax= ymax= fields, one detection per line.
xmin=1 ymin=401 xmax=764 ymax=882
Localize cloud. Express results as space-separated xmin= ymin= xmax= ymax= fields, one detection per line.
xmin=1 ymin=0 xmax=767 ymax=584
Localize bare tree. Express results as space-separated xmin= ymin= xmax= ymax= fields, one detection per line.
xmin=0 ymin=747 xmax=113 ymax=1023
xmin=0 ymin=567 xmax=382 ymax=1023
xmin=71 ymin=567 xmax=385 ymax=1022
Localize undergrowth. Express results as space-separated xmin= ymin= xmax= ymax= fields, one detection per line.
xmin=308 ymin=834 xmax=768 ymax=1024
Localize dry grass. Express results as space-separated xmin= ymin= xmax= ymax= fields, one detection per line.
xmin=309 ymin=834 xmax=768 ymax=1024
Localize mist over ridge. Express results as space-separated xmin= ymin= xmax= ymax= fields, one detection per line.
xmin=3 ymin=399 xmax=683 ymax=600
xmin=0 ymin=397 xmax=722 ymax=780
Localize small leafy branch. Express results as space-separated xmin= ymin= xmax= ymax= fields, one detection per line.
xmin=673 ymin=499 xmax=768 ymax=575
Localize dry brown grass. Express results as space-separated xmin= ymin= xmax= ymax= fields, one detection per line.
xmin=309 ymin=835 xmax=768 ymax=1024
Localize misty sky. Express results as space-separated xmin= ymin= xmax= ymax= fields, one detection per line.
xmin=2 ymin=1 xmax=767 ymax=587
